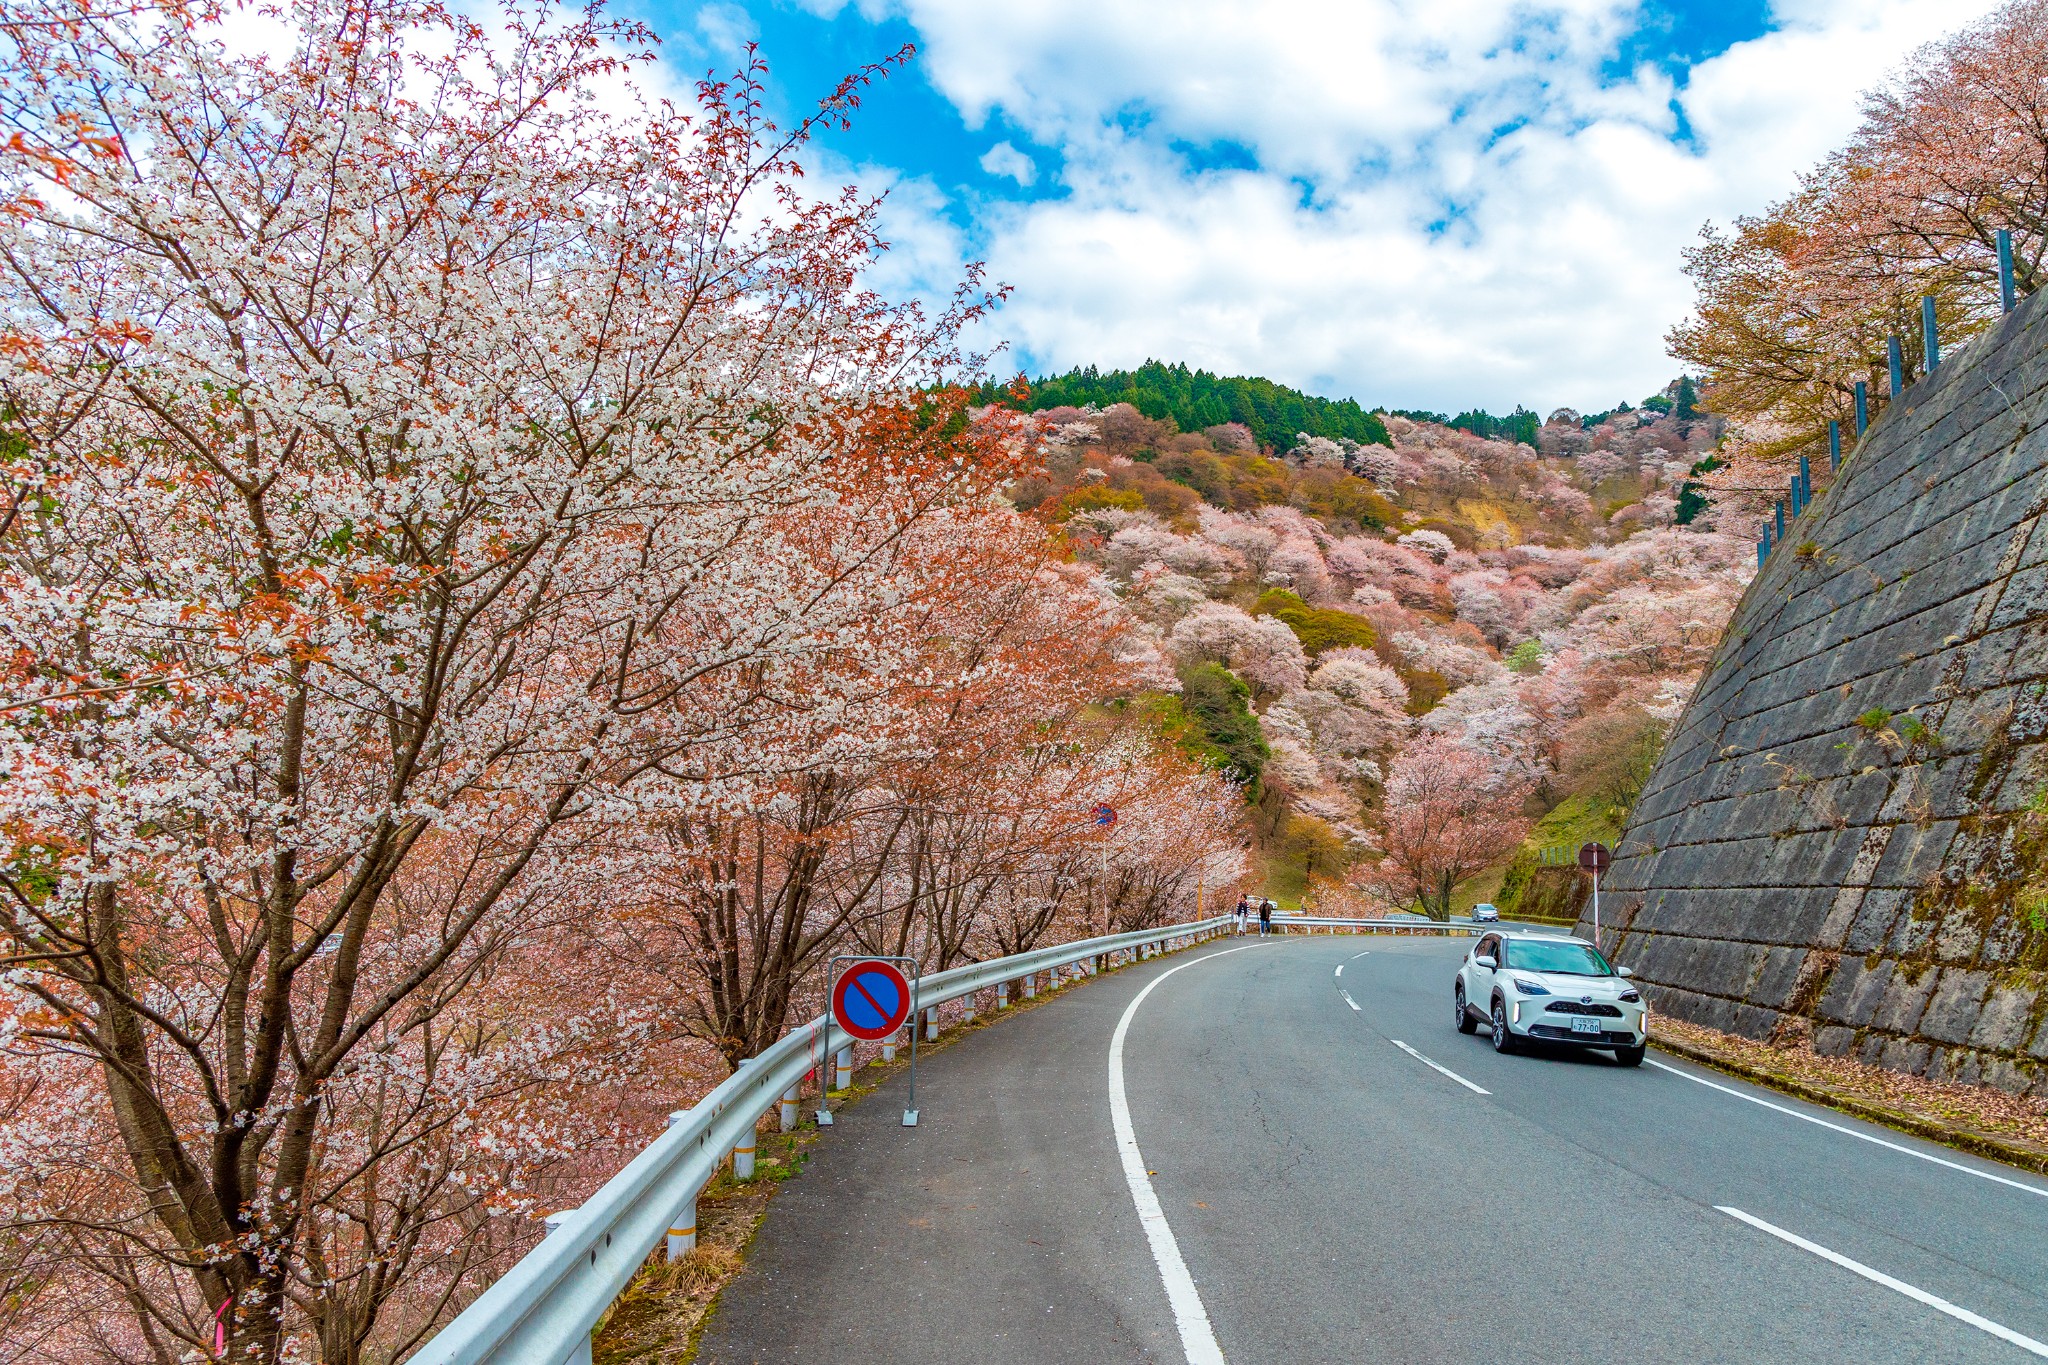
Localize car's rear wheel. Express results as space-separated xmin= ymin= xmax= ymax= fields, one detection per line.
xmin=1490 ymin=998 xmax=1517 ymax=1054
xmin=1614 ymin=1042 xmax=1646 ymax=1067
xmin=1455 ymin=983 xmax=1477 ymax=1034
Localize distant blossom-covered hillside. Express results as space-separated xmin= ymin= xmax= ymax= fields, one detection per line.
xmin=999 ymin=376 xmax=1752 ymax=911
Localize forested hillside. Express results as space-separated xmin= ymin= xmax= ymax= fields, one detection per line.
xmin=1003 ymin=384 xmax=1750 ymax=912
xmin=978 ymin=360 xmax=1393 ymax=453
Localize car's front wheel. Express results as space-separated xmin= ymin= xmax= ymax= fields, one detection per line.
xmin=1490 ymin=998 xmax=1517 ymax=1054
xmin=1614 ymin=1042 xmax=1646 ymax=1067
xmin=1455 ymin=983 xmax=1477 ymax=1034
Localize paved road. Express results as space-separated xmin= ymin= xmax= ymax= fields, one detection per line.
xmin=694 ymin=936 xmax=2048 ymax=1364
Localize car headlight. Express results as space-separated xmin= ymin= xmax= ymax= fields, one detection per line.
xmin=1511 ymin=977 xmax=1549 ymax=996
xmin=1619 ymin=989 xmax=1641 ymax=1003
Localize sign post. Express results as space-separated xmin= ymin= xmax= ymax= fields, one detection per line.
xmin=1577 ymin=842 xmax=1612 ymax=950
xmin=824 ymin=956 xmax=918 ymax=1127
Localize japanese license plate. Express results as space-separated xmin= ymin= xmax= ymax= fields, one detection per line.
xmin=1570 ymin=1016 xmax=1603 ymax=1036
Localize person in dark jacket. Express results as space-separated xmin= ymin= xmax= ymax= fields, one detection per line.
xmin=1258 ymin=898 xmax=1274 ymax=936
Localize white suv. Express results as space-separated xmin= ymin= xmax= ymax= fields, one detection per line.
xmin=1454 ymin=932 xmax=1648 ymax=1066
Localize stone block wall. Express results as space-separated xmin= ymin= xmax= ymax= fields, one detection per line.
xmin=1581 ymin=287 xmax=2048 ymax=1096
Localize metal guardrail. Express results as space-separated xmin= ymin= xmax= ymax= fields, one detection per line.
xmin=1265 ymin=915 xmax=1484 ymax=936
xmin=413 ymin=915 xmax=1234 ymax=1365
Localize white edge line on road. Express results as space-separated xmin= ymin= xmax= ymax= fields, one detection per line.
xmin=1346 ymin=951 xmax=1371 ymax=960
xmin=1647 ymin=1058 xmax=2048 ymax=1199
xmin=1716 ymin=1206 xmax=2048 ymax=1359
xmin=1339 ymin=990 xmax=1361 ymax=1011
xmin=1109 ymin=945 xmax=1252 ymax=1365
xmin=1389 ymin=1039 xmax=1490 ymax=1095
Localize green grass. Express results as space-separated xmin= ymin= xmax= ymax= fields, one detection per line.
xmin=1526 ymin=793 xmax=1622 ymax=853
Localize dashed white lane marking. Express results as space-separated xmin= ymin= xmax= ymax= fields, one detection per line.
xmin=1346 ymin=951 xmax=1372 ymax=961
xmin=1648 ymin=1059 xmax=2048 ymax=1200
xmin=1389 ymin=1039 xmax=1490 ymax=1095
xmin=1334 ymin=965 xmax=1342 ymax=978
xmin=1339 ymin=990 xmax=1361 ymax=1011
xmin=1716 ymin=1206 xmax=2048 ymax=1358
xmin=1110 ymin=946 xmax=1253 ymax=1365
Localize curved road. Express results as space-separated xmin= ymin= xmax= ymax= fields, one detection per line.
xmin=695 ymin=936 xmax=2048 ymax=1364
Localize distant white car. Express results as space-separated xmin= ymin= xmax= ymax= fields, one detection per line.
xmin=1454 ymin=931 xmax=1647 ymax=1065
xmin=1470 ymin=903 xmax=1500 ymax=923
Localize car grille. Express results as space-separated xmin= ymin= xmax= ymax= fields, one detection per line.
xmin=1544 ymin=1000 xmax=1623 ymax=1017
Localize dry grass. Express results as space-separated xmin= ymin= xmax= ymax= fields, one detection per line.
xmin=1654 ymin=1015 xmax=2048 ymax=1172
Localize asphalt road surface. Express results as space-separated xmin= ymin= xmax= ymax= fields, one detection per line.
xmin=693 ymin=935 xmax=2048 ymax=1364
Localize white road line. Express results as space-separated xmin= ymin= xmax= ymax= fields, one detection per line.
xmin=1389 ymin=1039 xmax=1490 ymax=1095
xmin=1110 ymin=946 xmax=1251 ymax=1365
xmin=1717 ymin=1206 xmax=2048 ymax=1358
xmin=1339 ymin=990 xmax=1361 ymax=1011
xmin=1648 ymin=1058 xmax=2048 ymax=1200
xmin=1334 ymin=964 xmax=1342 ymax=977
xmin=1346 ymin=951 xmax=1372 ymax=960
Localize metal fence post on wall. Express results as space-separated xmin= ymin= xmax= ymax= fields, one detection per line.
xmin=1922 ymin=295 xmax=1940 ymax=372
xmin=1999 ymin=228 xmax=2017 ymax=314
xmin=1855 ymin=380 xmax=1869 ymax=436
xmin=1888 ymin=335 xmax=1904 ymax=396
xmin=1775 ymin=500 xmax=1786 ymax=541
xmin=1828 ymin=420 xmax=1842 ymax=472
xmin=1799 ymin=453 xmax=1812 ymax=510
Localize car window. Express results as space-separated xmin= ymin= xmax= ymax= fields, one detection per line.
xmin=1477 ymin=935 xmax=1498 ymax=963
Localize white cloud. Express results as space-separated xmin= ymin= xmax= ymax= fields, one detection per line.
xmin=698 ymin=0 xmax=2006 ymax=411
xmin=980 ymin=140 xmax=1038 ymax=186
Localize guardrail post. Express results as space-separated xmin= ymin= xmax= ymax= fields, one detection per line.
xmin=882 ymin=1034 xmax=898 ymax=1062
xmin=733 ymin=1121 xmax=757 ymax=1181
xmin=666 ymin=1194 xmax=697 ymax=1261
xmin=997 ymin=981 xmax=1010 ymax=1009
xmin=925 ymin=1006 xmax=939 ymax=1042
xmin=962 ymin=992 xmax=977 ymax=1022
xmin=833 ymin=1046 xmax=852 ymax=1092
xmin=1024 ymin=972 xmax=1036 ymax=999
xmin=779 ymin=1084 xmax=800 ymax=1132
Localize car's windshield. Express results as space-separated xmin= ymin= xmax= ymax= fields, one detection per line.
xmin=1502 ymin=939 xmax=1612 ymax=976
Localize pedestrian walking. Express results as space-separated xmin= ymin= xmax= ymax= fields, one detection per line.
xmin=1258 ymin=898 xmax=1274 ymax=936
xmin=1233 ymin=894 xmax=1250 ymax=937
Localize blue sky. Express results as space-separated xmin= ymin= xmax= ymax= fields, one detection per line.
xmin=631 ymin=0 xmax=1993 ymax=414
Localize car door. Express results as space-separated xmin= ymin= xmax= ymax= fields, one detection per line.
xmin=1468 ymin=934 xmax=1500 ymax=1013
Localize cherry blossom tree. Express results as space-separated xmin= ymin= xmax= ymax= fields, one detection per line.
xmin=1351 ymin=734 xmax=1532 ymax=920
xmin=0 ymin=0 xmax=1022 ymax=1356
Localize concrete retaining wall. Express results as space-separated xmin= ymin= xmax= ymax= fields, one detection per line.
xmin=1583 ymin=287 xmax=2048 ymax=1097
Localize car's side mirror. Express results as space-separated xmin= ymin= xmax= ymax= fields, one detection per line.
xmin=1474 ymin=955 xmax=1497 ymax=970
xmin=1615 ymin=965 xmax=1634 ymax=979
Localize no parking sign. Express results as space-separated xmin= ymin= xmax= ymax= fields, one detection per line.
xmin=830 ymin=959 xmax=913 ymax=1042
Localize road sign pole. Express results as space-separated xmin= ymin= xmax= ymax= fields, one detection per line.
xmin=905 ymin=973 xmax=921 ymax=1127
xmin=1593 ymin=868 xmax=1601 ymax=952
